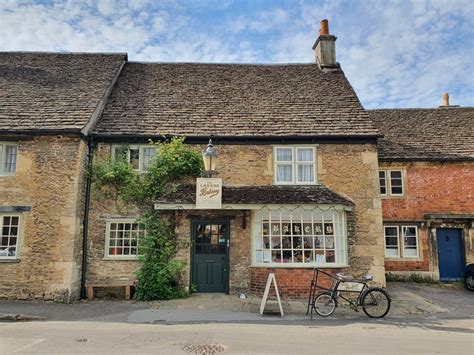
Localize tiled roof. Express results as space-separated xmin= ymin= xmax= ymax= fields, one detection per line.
xmin=369 ymin=108 xmax=474 ymax=161
xmin=155 ymin=185 xmax=354 ymax=206
xmin=0 ymin=52 xmax=126 ymax=133
xmin=94 ymin=63 xmax=380 ymax=138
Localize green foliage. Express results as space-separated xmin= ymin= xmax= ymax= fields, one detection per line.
xmin=133 ymin=212 xmax=188 ymax=300
xmin=386 ymin=272 xmax=437 ymax=284
xmin=91 ymin=137 xmax=203 ymax=300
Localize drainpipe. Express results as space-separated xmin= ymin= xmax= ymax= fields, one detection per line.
xmin=80 ymin=139 xmax=96 ymax=299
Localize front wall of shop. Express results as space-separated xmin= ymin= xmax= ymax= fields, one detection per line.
xmin=88 ymin=142 xmax=383 ymax=298
xmin=380 ymin=162 xmax=474 ymax=276
xmin=0 ymin=136 xmax=87 ymax=301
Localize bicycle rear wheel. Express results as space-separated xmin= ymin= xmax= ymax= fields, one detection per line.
xmin=361 ymin=288 xmax=390 ymax=318
xmin=313 ymin=292 xmax=336 ymax=317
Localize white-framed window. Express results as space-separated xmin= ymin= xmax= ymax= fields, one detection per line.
xmin=253 ymin=207 xmax=347 ymax=267
xmin=379 ymin=169 xmax=405 ymax=196
xmin=274 ymin=146 xmax=317 ymax=185
xmin=105 ymin=220 xmax=144 ymax=259
xmin=0 ymin=142 xmax=18 ymax=175
xmin=0 ymin=214 xmax=21 ymax=259
xmin=384 ymin=225 xmax=419 ymax=258
xmin=112 ymin=145 xmax=156 ymax=172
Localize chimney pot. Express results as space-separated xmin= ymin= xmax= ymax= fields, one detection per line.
xmin=442 ymin=92 xmax=449 ymax=106
xmin=320 ymin=19 xmax=329 ymax=35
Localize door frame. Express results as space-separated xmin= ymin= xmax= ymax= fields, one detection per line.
xmin=436 ymin=228 xmax=465 ymax=281
xmin=190 ymin=218 xmax=230 ymax=294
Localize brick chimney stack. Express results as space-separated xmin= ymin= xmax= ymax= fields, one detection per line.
xmin=312 ymin=19 xmax=338 ymax=69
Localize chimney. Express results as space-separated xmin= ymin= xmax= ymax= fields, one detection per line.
xmin=441 ymin=92 xmax=449 ymax=106
xmin=312 ymin=19 xmax=338 ymax=69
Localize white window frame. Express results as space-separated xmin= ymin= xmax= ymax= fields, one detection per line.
xmin=251 ymin=206 xmax=348 ymax=268
xmin=384 ymin=225 xmax=400 ymax=258
xmin=379 ymin=169 xmax=405 ymax=197
xmin=112 ymin=145 xmax=157 ymax=173
xmin=273 ymin=146 xmax=317 ymax=185
xmin=379 ymin=170 xmax=387 ymax=196
xmin=0 ymin=213 xmax=22 ymax=260
xmin=0 ymin=142 xmax=18 ymax=176
xmin=384 ymin=224 xmax=419 ymax=259
xmin=104 ymin=219 xmax=143 ymax=260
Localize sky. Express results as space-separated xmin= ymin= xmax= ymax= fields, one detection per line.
xmin=0 ymin=0 xmax=473 ymax=109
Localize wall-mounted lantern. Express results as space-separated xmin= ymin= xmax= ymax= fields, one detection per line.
xmin=202 ymin=139 xmax=219 ymax=178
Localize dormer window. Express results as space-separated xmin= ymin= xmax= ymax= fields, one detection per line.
xmin=274 ymin=146 xmax=316 ymax=185
xmin=0 ymin=143 xmax=18 ymax=175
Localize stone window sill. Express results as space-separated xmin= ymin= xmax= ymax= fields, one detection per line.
xmin=0 ymin=258 xmax=21 ymax=263
xmin=102 ymin=257 xmax=139 ymax=261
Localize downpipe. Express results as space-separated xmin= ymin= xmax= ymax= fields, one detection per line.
xmin=80 ymin=139 xmax=96 ymax=299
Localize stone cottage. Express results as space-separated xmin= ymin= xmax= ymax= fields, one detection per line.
xmin=369 ymin=96 xmax=474 ymax=281
xmin=86 ymin=21 xmax=385 ymax=298
xmin=0 ymin=52 xmax=127 ymax=301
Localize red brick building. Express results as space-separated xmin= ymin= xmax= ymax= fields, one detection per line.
xmin=369 ymin=103 xmax=474 ymax=281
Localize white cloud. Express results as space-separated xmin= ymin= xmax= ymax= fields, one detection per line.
xmin=0 ymin=0 xmax=472 ymax=108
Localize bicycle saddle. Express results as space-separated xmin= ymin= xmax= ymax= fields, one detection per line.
xmin=362 ymin=274 xmax=373 ymax=281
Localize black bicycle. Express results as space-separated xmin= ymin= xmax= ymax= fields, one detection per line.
xmin=307 ymin=268 xmax=391 ymax=318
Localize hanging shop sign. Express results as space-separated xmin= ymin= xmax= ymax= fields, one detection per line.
xmin=196 ymin=178 xmax=222 ymax=209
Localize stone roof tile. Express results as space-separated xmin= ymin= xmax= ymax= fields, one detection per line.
xmin=94 ymin=63 xmax=380 ymax=138
xmin=369 ymin=108 xmax=474 ymax=161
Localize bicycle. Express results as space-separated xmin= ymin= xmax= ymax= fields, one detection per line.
xmin=306 ymin=268 xmax=391 ymax=319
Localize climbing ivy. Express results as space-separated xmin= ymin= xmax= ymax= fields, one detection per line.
xmin=91 ymin=137 xmax=202 ymax=300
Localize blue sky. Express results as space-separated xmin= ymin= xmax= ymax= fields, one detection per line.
xmin=1 ymin=0 xmax=473 ymax=108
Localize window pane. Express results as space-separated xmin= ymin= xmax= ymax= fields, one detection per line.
xmin=390 ymin=171 xmax=403 ymax=194
xmin=142 ymin=147 xmax=156 ymax=171
xmin=107 ymin=221 xmax=141 ymax=256
xmin=379 ymin=171 xmax=386 ymax=195
xmin=255 ymin=209 xmax=346 ymax=265
xmin=276 ymin=164 xmax=292 ymax=182
xmin=297 ymin=164 xmax=314 ymax=182
xmin=4 ymin=145 xmax=17 ymax=173
xmin=276 ymin=148 xmax=292 ymax=162
xmin=297 ymin=148 xmax=313 ymax=162
xmin=114 ymin=146 xmax=127 ymax=162
xmin=0 ymin=215 xmax=20 ymax=258
xmin=129 ymin=149 xmax=140 ymax=170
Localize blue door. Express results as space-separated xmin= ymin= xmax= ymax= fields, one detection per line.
xmin=436 ymin=229 xmax=464 ymax=281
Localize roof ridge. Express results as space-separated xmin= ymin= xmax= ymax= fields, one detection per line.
xmin=368 ymin=107 xmax=474 ymax=111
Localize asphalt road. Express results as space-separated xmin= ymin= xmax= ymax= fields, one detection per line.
xmin=1 ymin=319 xmax=473 ymax=354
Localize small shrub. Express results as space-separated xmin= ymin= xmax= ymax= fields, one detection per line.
xmin=386 ymin=272 xmax=437 ymax=284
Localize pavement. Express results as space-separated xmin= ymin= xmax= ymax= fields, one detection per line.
xmin=0 ymin=282 xmax=472 ymax=325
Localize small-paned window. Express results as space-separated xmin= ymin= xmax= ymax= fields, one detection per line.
xmin=0 ymin=143 xmax=18 ymax=175
xmin=384 ymin=226 xmax=399 ymax=257
xmin=384 ymin=225 xmax=418 ymax=258
xmin=113 ymin=145 xmax=156 ymax=172
xmin=379 ymin=169 xmax=405 ymax=197
xmin=0 ymin=215 xmax=21 ymax=259
xmin=105 ymin=221 xmax=144 ymax=258
xmin=379 ymin=171 xmax=387 ymax=195
xmin=389 ymin=171 xmax=404 ymax=195
xmin=274 ymin=146 xmax=316 ymax=185
xmin=254 ymin=207 xmax=347 ymax=266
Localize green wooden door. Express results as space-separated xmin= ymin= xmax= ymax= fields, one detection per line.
xmin=191 ymin=219 xmax=230 ymax=293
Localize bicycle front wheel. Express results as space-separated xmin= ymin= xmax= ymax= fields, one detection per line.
xmin=313 ymin=293 xmax=336 ymax=317
xmin=361 ymin=288 xmax=391 ymax=318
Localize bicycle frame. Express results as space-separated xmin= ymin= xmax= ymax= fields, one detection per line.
xmin=306 ymin=268 xmax=372 ymax=317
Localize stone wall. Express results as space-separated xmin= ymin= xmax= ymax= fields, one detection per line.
xmin=87 ymin=142 xmax=384 ymax=298
xmin=380 ymin=162 xmax=474 ymax=276
xmin=0 ymin=136 xmax=87 ymax=301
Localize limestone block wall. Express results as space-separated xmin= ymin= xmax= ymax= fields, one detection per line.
xmin=88 ymin=142 xmax=384 ymax=297
xmin=86 ymin=144 xmax=141 ymax=285
xmin=0 ymin=136 xmax=87 ymax=301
